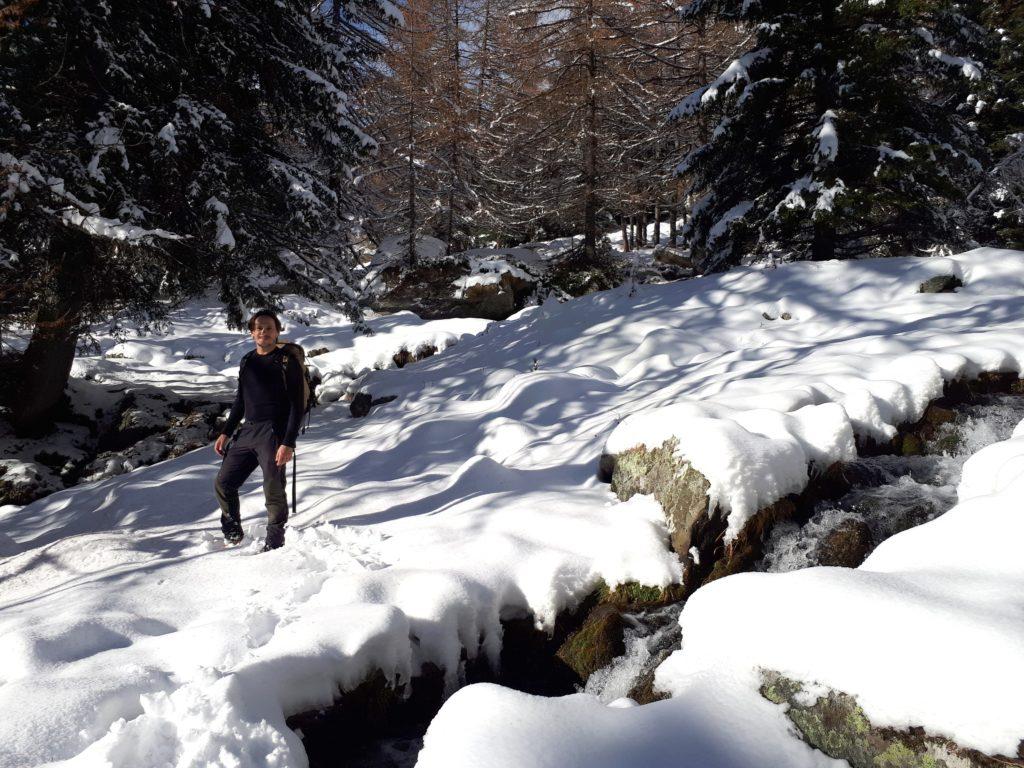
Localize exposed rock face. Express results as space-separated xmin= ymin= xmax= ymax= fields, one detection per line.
xmin=651 ymin=246 xmax=697 ymax=282
xmin=372 ymin=259 xmax=538 ymax=321
xmin=817 ymin=519 xmax=874 ymax=568
xmin=458 ymin=271 xmax=537 ymax=320
xmin=553 ymin=581 xmax=686 ymax=685
xmin=392 ymin=344 xmax=438 ymax=369
xmin=605 ymin=440 xmax=807 ymax=594
xmin=349 ymin=393 xmax=397 ymax=418
xmin=83 ymin=399 xmax=226 ymax=483
xmin=760 ymin=671 xmax=1022 ymax=768
xmin=919 ymin=275 xmax=963 ymax=293
xmin=0 ymin=463 xmax=59 ymax=506
xmin=607 ymin=439 xmax=711 ymax=559
xmin=555 ymin=604 xmax=625 ymax=681
xmin=1 ymin=392 xmax=227 ymax=506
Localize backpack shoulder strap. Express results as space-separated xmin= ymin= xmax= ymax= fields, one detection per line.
xmin=238 ymin=349 xmax=256 ymax=379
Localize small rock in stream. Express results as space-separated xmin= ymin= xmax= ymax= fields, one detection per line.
xmin=817 ymin=519 xmax=874 ymax=568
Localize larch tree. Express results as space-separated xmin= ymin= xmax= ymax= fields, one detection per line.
xmin=0 ymin=0 xmax=394 ymax=434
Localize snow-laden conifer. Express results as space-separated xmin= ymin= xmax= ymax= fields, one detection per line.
xmin=675 ymin=0 xmax=1004 ymax=270
xmin=0 ymin=0 xmax=394 ymax=433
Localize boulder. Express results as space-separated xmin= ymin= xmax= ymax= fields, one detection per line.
xmin=100 ymin=391 xmax=178 ymax=452
xmin=760 ymin=671 xmax=1018 ymax=768
xmin=349 ymin=393 xmax=397 ymax=418
xmin=555 ymin=604 xmax=625 ymax=681
xmin=652 ymin=245 xmax=695 ymax=270
xmin=817 ymin=519 xmax=874 ymax=568
xmin=458 ymin=270 xmax=536 ymax=320
xmin=607 ymin=440 xmax=801 ymax=593
xmin=918 ymin=275 xmax=963 ymax=293
xmin=392 ymin=344 xmax=438 ymax=369
xmin=608 ymin=439 xmax=711 ymax=558
xmin=350 ymin=392 xmax=373 ymax=418
xmin=0 ymin=461 xmax=59 ymax=506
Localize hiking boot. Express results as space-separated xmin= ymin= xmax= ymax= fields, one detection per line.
xmin=224 ymin=527 xmax=244 ymax=545
xmin=262 ymin=523 xmax=285 ymax=552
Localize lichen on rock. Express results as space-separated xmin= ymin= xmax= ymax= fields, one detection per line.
xmin=760 ymin=671 xmax=1017 ymax=768
xmin=608 ymin=439 xmax=712 ymax=558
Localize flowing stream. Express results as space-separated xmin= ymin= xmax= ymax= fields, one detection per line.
xmin=583 ymin=394 xmax=1024 ymax=704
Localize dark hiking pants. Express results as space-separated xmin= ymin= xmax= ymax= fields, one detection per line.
xmin=215 ymin=421 xmax=287 ymax=548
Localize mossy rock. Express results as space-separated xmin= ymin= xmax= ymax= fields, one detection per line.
xmin=555 ymin=604 xmax=625 ymax=680
xmin=760 ymin=671 xmax=1017 ymax=768
xmin=594 ymin=580 xmax=686 ymax=609
xmin=705 ymin=497 xmax=798 ymax=584
xmin=921 ymin=405 xmax=957 ymax=430
xmin=928 ymin=429 xmax=963 ymax=456
xmin=610 ymin=439 xmax=712 ymax=557
xmin=901 ymin=433 xmax=924 ymax=456
xmin=918 ymin=275 xmax=962 ymax=293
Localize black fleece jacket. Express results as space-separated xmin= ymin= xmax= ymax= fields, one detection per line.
xmin=221 ymin=347 xmax=305 ymax=448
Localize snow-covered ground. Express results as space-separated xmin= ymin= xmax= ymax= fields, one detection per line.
xmin=2 ymin=249 xmax=1024 ymax=767
xmin=71 ymin=295 xmax=491 ymax=403
xmin=419 ymin=408 xmax=1024 ymax=767
xmin=0 ymin=297 xmax=489 ymax=510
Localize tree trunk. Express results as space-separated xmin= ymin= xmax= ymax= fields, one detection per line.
xmin=581 ymin=0 xmax=598 ymax=265
xmin=670 ymin=181 xmax=680 ymax=245
xmin=620 ymin=216 xmax=629 ymax=252
xmin=406 ymin=99 xmax=418 ymax=267
xmin=810 ymin=0 xmax=837 ymax=263
xmin=476 ymin=0 xmax=491 ymax=127
xmin=639 ymin=210 xmax=648 ymax=247
xmin=811 ymin=221 xmax=835 ymax=261
xmin=445 ymin=0 xmax=462 ymax=255
xmin=11 ymin=237 xmax=90 ymax=436
xmin=653 ymin=204 xmax=661 ymax=246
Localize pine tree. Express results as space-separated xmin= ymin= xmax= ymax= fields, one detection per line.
xmin=675 ymin=0 xmax=999 ymax=270
xmin=0 ymin=0 xmax=392 ymax=433
xmin=976 ymin=1 xmax=1024 ymax=248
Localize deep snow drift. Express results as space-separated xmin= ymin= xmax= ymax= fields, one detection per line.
xmin=2 ymin=249 xmax=1024 ymax=767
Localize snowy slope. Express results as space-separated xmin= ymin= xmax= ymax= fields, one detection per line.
xmin=2 ymin=249 xmax=1024 ymax=767
xmin=419 ymin=405 xmax=1024 ymax=767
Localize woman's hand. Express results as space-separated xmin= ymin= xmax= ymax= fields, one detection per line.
xmin=214 ymin=434 xmax=229 ymax=456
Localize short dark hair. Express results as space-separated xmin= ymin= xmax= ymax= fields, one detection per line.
xmin=247 ymin=310 xmax=282 ymax=332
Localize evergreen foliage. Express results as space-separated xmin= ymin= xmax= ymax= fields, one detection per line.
xmin=675 ymin=0 xmax=1005 ymax=270
xmin=976 ymin=1 xmax=1024 ymax=248
xmin=0 ymin=0 xmax=392 ymax=431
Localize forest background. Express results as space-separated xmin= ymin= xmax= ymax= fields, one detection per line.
xmin=1 ymin=0 xmax=1023 ymax=435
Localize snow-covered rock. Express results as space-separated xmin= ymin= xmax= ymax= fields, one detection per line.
xmin=418 ymin=411 xmax=1024 ymax=767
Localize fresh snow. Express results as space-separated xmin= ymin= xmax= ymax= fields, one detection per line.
xmin=451 ymin=257 xmax=535 ymax=296
xmin=814 ymin=110 xmax=838 ymax=161
xmin=3 ymin=249 xmax=1024 ymax=766
xmin=928 ymin=49 xmax=983 ymax=80
xmin=419 ymin=388 xmax=1024 ymax=768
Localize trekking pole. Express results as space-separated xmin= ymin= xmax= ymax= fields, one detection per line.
xmin=291 ymin=453 xmax=297 ymax=518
